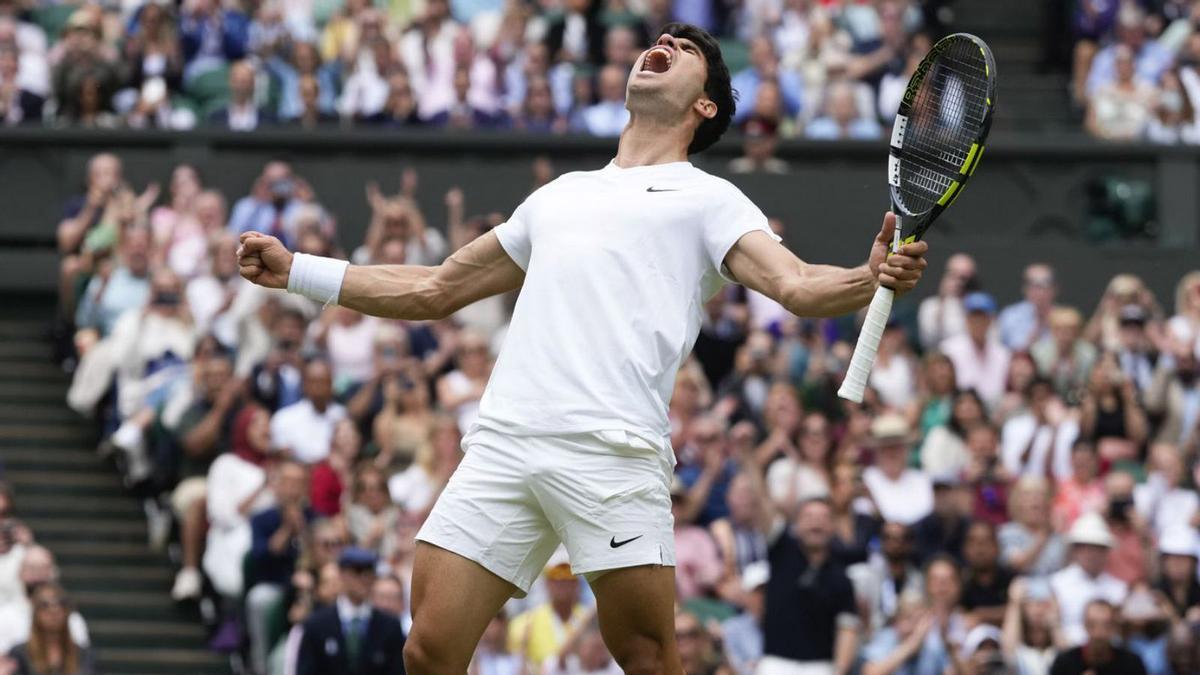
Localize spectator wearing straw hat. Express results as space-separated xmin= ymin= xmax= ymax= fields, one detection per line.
xmin=1154 ymin=526 xmax=1200 ymax=622
xmin=862 ymin=414 xmax=933 ymax=527
xmin=1050 ymin=513 xmax=1128 ymax=646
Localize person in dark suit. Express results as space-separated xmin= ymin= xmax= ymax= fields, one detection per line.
xmin=542 ymin=0 xmax=606 ymax=66
xmin=297 ymin=547 xmax=406 ymax=675
xmin=208 ymin=59 xmax=277 ymax=130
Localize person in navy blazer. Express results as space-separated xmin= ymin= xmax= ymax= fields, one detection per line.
xmin=297 ymin=548 xmax=406 ymax=675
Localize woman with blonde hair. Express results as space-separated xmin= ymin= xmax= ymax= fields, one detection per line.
xmin=7 ymin=583 xmax=93 ymax=675
xmin=1166 ymin=270 xmax=1200 ymax=345
xmin=345 ymin=463 xmax=400 ymax=558
xmin=998 ymin=476 xmax=1067 ymax=578
xmin=387 ymin=414 xmax=462 ymax=517
xmin=372 ymin=366 xmax=434 ymax=471
xmin=669 ymin=361 xmax=712 ymax=452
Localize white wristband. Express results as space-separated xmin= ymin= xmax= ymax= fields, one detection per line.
xmin=286 ymin=253 xmax=349 ymax=306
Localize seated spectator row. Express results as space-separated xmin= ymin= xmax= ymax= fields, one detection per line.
xmin=0 ymin=0 xmax=929 ymax=140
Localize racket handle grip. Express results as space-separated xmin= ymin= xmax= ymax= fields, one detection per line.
xmin=837 ymin=285 xmax=895 ymax=403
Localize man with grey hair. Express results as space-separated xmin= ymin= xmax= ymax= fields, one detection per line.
xmin=998 ymin=263 xmax=1057 ymax=351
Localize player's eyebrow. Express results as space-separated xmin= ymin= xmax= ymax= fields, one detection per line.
xmin=675 ymin=38 xmax=706 ymax=66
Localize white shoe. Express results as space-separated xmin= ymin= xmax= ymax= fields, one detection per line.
xmin=172 ymin=567 xmax=203 ymax=601
xmin=145 ymin=499 xmax=172 ymax=552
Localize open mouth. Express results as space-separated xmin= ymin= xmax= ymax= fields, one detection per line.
xmin=640 ymin=46 xmax=673 ymax=74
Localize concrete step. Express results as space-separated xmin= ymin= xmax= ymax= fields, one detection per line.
xmin=72 ymin=590 xmax=198 ymax=622
xmin=0 ymin=360 xmax=69 ymax=382
xmin=96 ymin=648 xmax=230 ymax=675
xmin=24 ymin=516 xmax=146 ymax=543
xmin=4 ymin=469 xmax=127 ymax=497
xmin=17 ymin=493 xmax=144 ymax=519
xmin=61 ymin=564 xmax=173 ymax=593
xmin=0 ymin=319 xmax=47 ymax=339
xmin=2 ymin=446 xmax=105 ymax=472
xmin=0 ymin=424 xmax=92 ymax=444
xmin=51 ymin=541 xmax=168 ymax=567
xmin=0 ymin=340 xmax=53 ymax=360
xmin=0 ymin=404 xmax=91 ymax=425
xmin=89 ymin=619 xmax=211 ymax=651
xmin=0 ymin=380 xmax=72 ymax=403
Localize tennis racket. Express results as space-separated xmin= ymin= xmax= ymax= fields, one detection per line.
xmin=837 ymin=32 xmax=997 ymax=404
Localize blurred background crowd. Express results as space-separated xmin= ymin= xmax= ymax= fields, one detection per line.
xmin=0 ymin=146 xmax=1191 ymax=675
xmin=1073 ymin=1 xmax=1200 ymax=143
xmin=0 ymin=0 xmax=949 ymax=142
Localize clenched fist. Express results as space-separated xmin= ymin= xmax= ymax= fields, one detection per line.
xmin=238 ymin=232 xmax=293 ymax=289
xmin=868 ymin=211 xmax=929 ymax=296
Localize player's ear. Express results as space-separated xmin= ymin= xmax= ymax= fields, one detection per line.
xmin=693 ymin=96 xmax=717 ymax=121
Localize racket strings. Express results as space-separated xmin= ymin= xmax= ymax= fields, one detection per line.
xmin=897 ymin=38 xmax=990 ymax=215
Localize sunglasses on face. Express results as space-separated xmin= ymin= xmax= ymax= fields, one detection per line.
xmin=36 ymin=598 xmax=66 ymax=610
xmin=318 ymin=538 xmax=347 ymax=548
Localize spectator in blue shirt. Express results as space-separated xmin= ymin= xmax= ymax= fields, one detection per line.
xmin=179 ymin=0 xmax=249 ymax=82
xmin=731 ymin=37 xmax=803 ymax=125
xmin=1084 ymin=6 xmax=1172 ymax=99
xmin=227 ymin=161 xmax=305 ymax=247
xmin=246 ymin=460 xmax=314 ymax=675
xmin=998 ymin=264 xmax=1057 ymax=352
xmin=806 ymin=80 xmax=882 ymax=140
xmin=862 ymin=591 xmax=952 ymax=675
xmin=74 ymin=227 xmax=152 ymax=336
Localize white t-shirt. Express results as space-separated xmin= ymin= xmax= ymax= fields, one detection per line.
xmin=269 ymin=399 xmax=347 ymax=464
xmin=479 ymin=160 xmax=777 ymax=455
xmin=862 ymin=466 xmax=934 ymax=525
xmin=1050 ymin=564 xmax=1127 ymax=646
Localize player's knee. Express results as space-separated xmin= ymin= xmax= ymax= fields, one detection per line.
xmin=403 ymin=632 xmax=461 ymax=675
xmin=613 ymin=634 xmax=670 ymax=675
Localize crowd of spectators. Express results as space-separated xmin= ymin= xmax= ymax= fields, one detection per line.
xmin=0 ymin=0 xmax=942 ymax=144
xmin=1078 ymin=0 xmax=1200 ymax=143
xmin=0 ymin=485 xmax=94 ymax=674
xmin=39 ymin=148 xmax=1200 ymax=675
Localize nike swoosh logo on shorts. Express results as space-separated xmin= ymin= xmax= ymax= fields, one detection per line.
xmin=609 ymin=535 xmax=643 ymax=548
xmin=645 ymin=187 xmax=679 ymax=192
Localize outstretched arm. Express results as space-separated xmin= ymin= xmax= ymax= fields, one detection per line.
xmin=722 ymin=212 xmax=928 ymax=318
xmin=237 ymin=229 xmax=524 ymax=320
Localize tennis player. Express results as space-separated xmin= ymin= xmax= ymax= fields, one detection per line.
xmin=238 ymin=22 xmax=929 ymax=675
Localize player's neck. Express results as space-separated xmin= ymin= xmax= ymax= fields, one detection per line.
xmin=613 ymin=117 xmax=690 ymax=168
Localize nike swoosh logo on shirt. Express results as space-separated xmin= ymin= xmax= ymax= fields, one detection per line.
xmin=645 ymin=187 xmax=680 ymax=192
xmin=609 ymin=535 xmax=644 ymax=548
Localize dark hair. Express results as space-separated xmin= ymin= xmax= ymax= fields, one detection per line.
xmin=947 ymin=389 xmax=986 ymax=438
xmin=658 ymin=22 xmax=735 ymax=155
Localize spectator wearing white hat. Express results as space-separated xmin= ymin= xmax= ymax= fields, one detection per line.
xmin=1049 ymin=513 xmax=1128 ymax=646
xmin=958 ymin=624 xmax=1005 ymax=675
xmin=1154 ymin=526 xmax=1200 ymax=623
xmin=862 ymin=414 xmax=933 ymax=527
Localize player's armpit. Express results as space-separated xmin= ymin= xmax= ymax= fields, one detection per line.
xmin=338 ymin=231 xmax=525 ymax=321
xmin=723 ymin=230 xmax=876 ymax=319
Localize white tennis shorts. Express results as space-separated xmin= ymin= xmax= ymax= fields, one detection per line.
xmin=416 ymin=426 xmax=677 ymax=595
